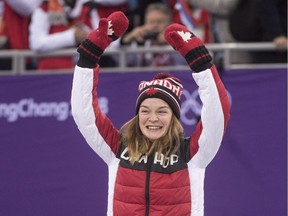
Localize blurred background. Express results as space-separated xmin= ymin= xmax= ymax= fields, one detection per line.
xmin=0 ymin=0 xmax=287 ymax=216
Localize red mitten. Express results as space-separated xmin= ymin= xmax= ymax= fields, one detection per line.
xmin=164 ymin=23 xmax=212 ymax=72
xmin=77 ymin=11 xmax=129 ymax=68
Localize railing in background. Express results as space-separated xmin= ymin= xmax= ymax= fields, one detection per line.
xmin=0 ymin=42 xmax=286 ymax=75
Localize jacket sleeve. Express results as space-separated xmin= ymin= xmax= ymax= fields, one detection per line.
xmin=71 ymin=65 xmax=121 ymax=165
xmin=188 ymin=65 xmax=230 ymax=168
xmin=29 ymin=7 xmax=76 ymax=52
xmin=6 ymin=0 xmax=41 ymax=16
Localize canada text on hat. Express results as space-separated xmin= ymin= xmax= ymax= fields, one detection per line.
xmin=136 ymin=73 xmax=183 ymax=118
xmin=138 ymin=77 xmax=183 ymax=98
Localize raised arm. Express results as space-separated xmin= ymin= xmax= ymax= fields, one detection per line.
xmin=71 ymin=12 xmax=129 ymax=165
xmin=164 ymin=23 xmax=230 ymax=168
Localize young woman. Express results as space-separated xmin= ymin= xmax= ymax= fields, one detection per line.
xmin=71 ymin=11 xmax=230 ymax=216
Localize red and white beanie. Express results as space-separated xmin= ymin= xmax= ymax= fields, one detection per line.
xmin=136 ymin=73 xmax=183 ymax=119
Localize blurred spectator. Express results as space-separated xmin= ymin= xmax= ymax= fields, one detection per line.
xmin=126 ymin=0 xmax=162 ymax=28
xmin=0 ymin=0 xmax=41 ymax=70
xmin=6 ymin=0 xmax=41 ymax=16
xmin=186 ymin=0 xmax=241 ymax=68
xmin=126 ymin=0 xmax=211 ymax=42
xmin=122 ymin=3 xmax=169 ymax=45
xmin=3 ymin=0 xmax=41 ymax=49
xmin=168 ymin=0 xmax=212 ymax=43
xmin=29 ymin=0 xmax=89 ymax=70
xmin=79 ymin=0 xmax=128 ymax=31
xmin=0 ymin=0 xmax=9 ymax=70
xmin=254 ymin=0 xmax=287 ymax=63
xmin=185 ymin=0 xmax=239 ymax=43
xmin=229 ymin=0 xmax=261 ymax=43
xmin=122 ymin=2 xmax=186 ymax=67
xmin=229 ymin=0 xmax=287 ymax=63
xmin=29 ymin=0 xmax=128 ymax=70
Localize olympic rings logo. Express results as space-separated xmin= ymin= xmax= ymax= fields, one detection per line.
xmin=180 ymin=89 xmax=232 ymax=126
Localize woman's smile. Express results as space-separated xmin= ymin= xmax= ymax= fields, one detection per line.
xmin=139 ymin=98 xmax=172 ymax=141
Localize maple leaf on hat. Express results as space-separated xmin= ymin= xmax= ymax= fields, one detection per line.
xmin=146 ymin=87 xmax=158 ymax=96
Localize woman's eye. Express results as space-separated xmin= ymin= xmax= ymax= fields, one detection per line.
xmin=158 ymin=110 xmax=167 ymax=114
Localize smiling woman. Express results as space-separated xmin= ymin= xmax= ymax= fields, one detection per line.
xmin=122 ymin=97 xmax=180 ymax=164
xmin=71 ymin=11 xmax=230 ymax=216
xmin=138 ymin=98 xmax=173 ymax=140
xmin=120 ymin=73 xmax=184 ymax=164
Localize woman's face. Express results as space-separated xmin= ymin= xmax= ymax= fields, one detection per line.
xmin=138 ymin=98 xmax=173 ymax=141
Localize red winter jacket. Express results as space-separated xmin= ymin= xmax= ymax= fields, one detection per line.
xmin=71 ymin=64 xmax=230 ymax=216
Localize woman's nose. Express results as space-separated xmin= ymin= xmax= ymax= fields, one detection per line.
xmin=149 ymin=113 xmax=159 ymax=121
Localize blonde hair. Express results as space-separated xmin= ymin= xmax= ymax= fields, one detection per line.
xmin=120 ymin=114 xmax=184 ymax=164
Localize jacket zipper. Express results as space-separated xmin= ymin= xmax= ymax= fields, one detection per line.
xmin=145 ymin=156 xmax=153 ymax=216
